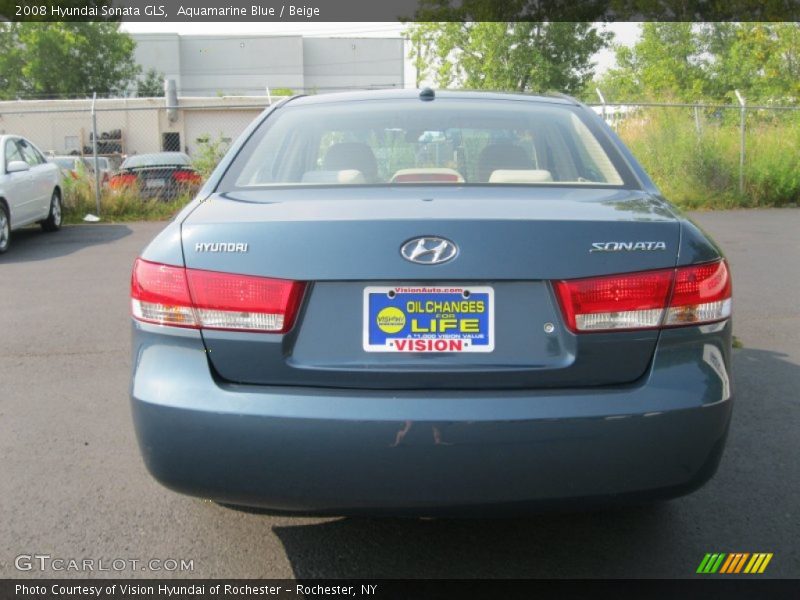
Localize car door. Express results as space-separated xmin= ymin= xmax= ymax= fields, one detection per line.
xmin=3 ymin=138 xmax=36 ymax=226
xmin=16 ymin=138 xmax=53 ymax=219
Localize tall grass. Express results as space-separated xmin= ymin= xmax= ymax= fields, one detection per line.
xmin=60 ymin=175 xmax=193 ymax=223
xmin=616 ymin=108 xmax=800 ymax=209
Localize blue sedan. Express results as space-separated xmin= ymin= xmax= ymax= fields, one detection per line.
xmin=129 ymin=90 xmax=732 ymax=515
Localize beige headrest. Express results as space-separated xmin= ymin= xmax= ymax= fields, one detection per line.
xmin=488 ymin=169 xmax=554 ymax=183
xmin=301 ymin=170 xmax=366 ymax=184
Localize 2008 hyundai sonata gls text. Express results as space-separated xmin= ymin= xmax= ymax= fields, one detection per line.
xmin=130 ymin=90 xmax=732 ymax=515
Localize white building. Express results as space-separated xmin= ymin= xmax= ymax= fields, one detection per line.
xmin=0 ymin=96 xmax=268 ymax=158
xmin=0 ymin=34 xmax=405 ymax=158
xmin=131 ymin=34 xmax=405 ymax=96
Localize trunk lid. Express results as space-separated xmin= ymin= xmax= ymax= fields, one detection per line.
xmin=181 ymin=186 xmax=680 ymax=389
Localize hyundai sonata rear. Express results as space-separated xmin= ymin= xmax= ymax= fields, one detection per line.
xmin=130 ymin=90 xmax=733 ymax=515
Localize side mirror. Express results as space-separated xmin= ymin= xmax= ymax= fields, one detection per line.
xmin=6 ymin=160 xmax=30 ymax=174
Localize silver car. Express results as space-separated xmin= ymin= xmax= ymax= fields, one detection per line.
xmin=51 ymin=155 xmax=112 ymax=188
xmin=0 ymin=136 xmax=63 ymax=253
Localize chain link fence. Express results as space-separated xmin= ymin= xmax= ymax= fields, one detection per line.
xmin=0 ymin=95 xmax=276 ymax=218
xmin=0 ymin=96 xmax=272 ymax=162
xmin=2 ymin=92 xmax=797 ymax=214
xmin=587 ymin=94 xmax=800 ymax=208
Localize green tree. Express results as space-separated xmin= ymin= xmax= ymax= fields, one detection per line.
xmin=0 ymin=23 xmax=140 ymax=99
xmin=406 ymin=22 xmax=611 ymax=95
xmin=597 ymin=23 xmax=708 ymax=102
xmin=704 ymin=23 xmax=800 ymax=103
xmin=596 ymin=23 xmax=800 ymax=103
xmin=136 ymin=68 xmax=165 ymax=97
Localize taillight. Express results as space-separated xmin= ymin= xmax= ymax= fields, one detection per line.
xmin=554 ymin=270 xmax=673 ymax=332
xmin=131 ymin=260 xmax=196 ymax=327
xmin=665 ymin=260 xmax=732 ymax=326
xmin=110 ymin=173 xmax=137 ymax=189
xmin=130 ymin=258 xmax=306 ymax=333
xmin=173 ymin=170 xmax=202 ymax=185
xmin=186 ymin=269 xmax=305 ymax=332
xmin=554 ymin=259 xmax=731 ymax=333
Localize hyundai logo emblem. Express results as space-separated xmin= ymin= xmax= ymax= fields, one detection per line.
xmin=400 ymin=237 xmax=458 ymax=265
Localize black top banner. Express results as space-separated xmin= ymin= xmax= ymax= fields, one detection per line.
xmin=2 ymin=0 xmax=800 ymax=22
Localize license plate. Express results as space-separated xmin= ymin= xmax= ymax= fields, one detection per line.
xmin=146 ymin=178 xmax=165 ymax=188
xmin=363 ymin=285 xmax=494 ymax=353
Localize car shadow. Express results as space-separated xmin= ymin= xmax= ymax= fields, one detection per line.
xmin=265 ymin=346 xmax=799 ymax=579
xmin=0 ymin=223 xmax=133 ymax=263
xmin=270 ymin=504 xmax=676 ymax=578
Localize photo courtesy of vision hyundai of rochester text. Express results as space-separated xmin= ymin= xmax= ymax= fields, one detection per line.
xmin=129 ymin=89 xmax=732 ymax=515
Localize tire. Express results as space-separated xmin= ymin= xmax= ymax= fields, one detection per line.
xmin=0 ymin=204 xmax=10 ymax=254
xmin=41 ymin=189 xmax=62 ymax=232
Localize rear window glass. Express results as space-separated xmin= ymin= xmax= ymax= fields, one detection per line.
xmin=122 ymin=153 xmax=190 ymax=168
xmin=222 ymin=99 xmax=628 ymax=189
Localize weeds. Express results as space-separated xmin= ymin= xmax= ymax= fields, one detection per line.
xmin=61 ymin=174 xmax=193 ymax=223
xmin=193 ymin=134 xmax=232 ymax=179
xmin=616 ymin=108 xmax=800 ymax=209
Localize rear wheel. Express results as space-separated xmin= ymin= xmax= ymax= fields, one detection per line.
xmin=41 ymin=189 xmax=62 ymax=232
xmin=0 ymin=204 xmax=10 ymax=253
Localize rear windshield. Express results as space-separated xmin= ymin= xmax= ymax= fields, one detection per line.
xmin=221 ymin=98 xmax=630 ymax=189
xmin=122 ymin=153 xmax=190 ymax=168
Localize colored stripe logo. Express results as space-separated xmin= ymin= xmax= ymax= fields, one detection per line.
xmin=697 ymin=553 xmax=773 ymax=574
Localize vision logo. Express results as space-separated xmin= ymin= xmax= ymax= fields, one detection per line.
xmin=376 ymin=307 xmax=406 ymax=334
xmin=696 ymin=553 xmax=773 ymax=574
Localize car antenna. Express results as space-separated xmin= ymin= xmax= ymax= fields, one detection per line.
xmin=419 ymin=87 xmax=435 ymax=101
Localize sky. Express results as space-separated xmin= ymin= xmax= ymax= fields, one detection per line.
xmin=121 ymin=22 xmax=642 ymax=88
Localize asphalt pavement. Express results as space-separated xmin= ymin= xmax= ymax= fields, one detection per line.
xmin=0 ymin=209 xmax=798 ymax=579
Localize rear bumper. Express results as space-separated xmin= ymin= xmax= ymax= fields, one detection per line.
xmin=130 ymin=322 xmax=734 ymax=516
